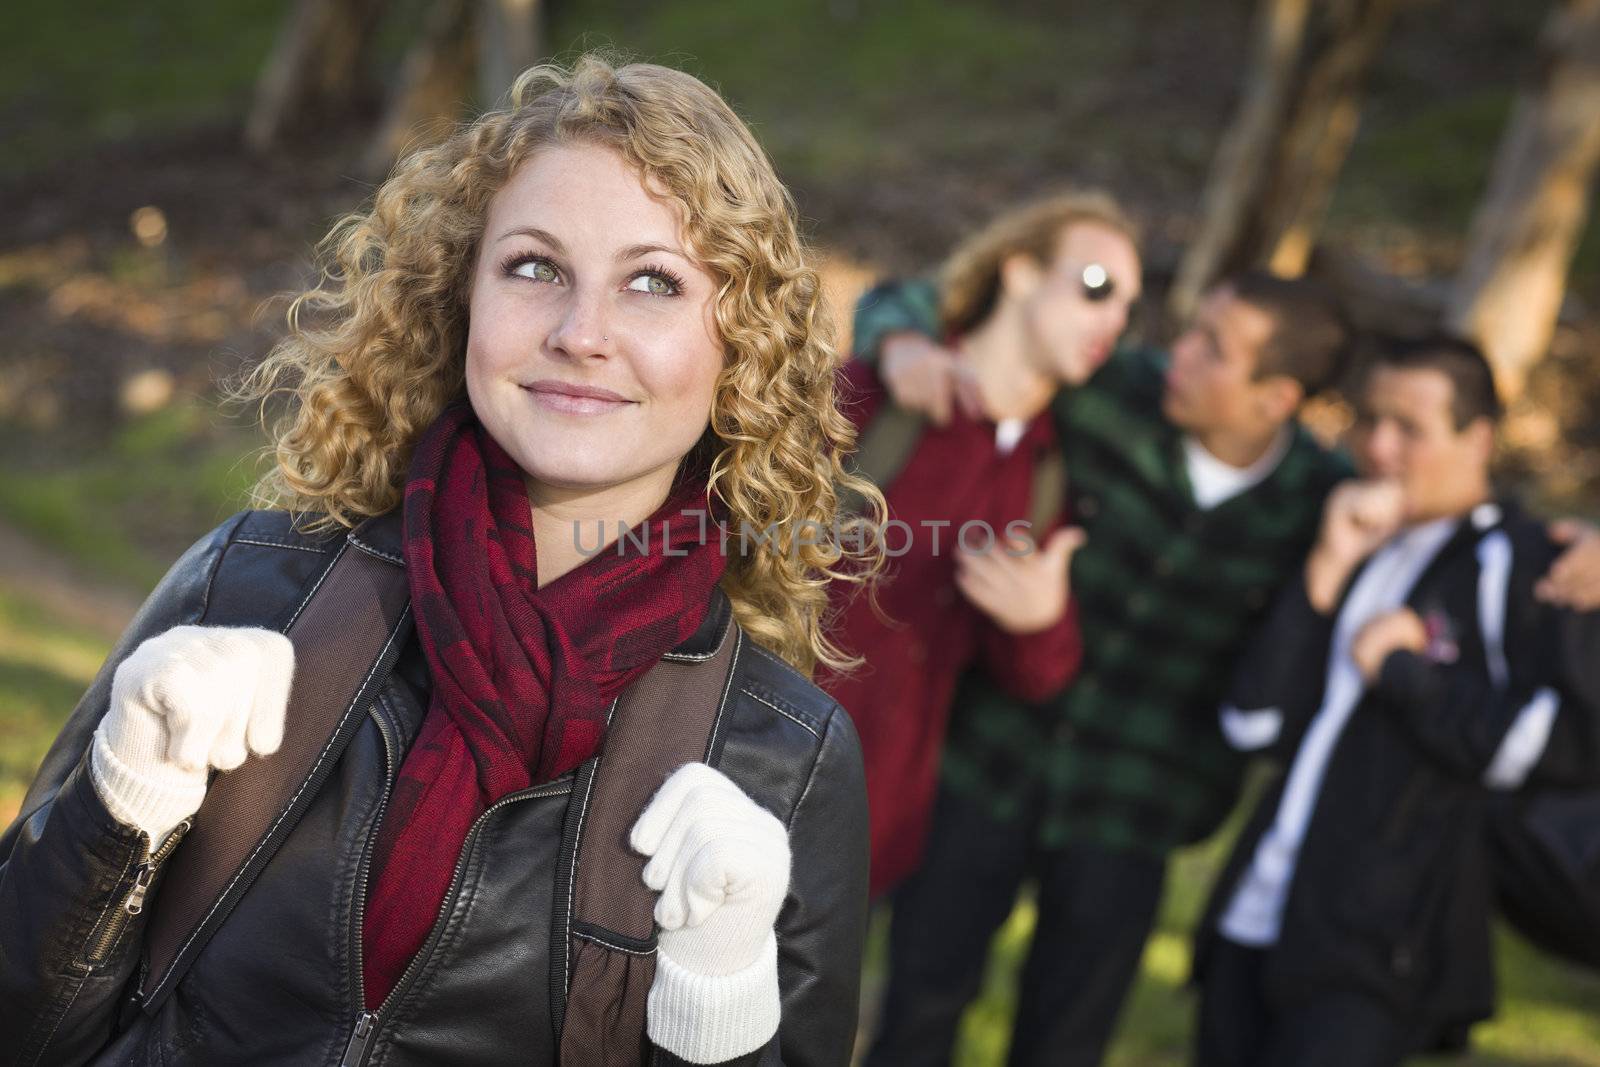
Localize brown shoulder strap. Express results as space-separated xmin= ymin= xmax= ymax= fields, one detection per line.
xmin=1028 ymin=449 xmax=1067 ymax=535
xmin=141 ymin=537 xmax=411 ymax=1010
xmin=557 ymin=619 xmax=742 ymax=1065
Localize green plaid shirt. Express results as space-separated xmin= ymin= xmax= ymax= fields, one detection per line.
xmin=853 ymin=279 xmax=1352 ymax=856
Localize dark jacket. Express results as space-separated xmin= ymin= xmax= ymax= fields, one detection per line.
xmin=0 ymin=508 xmax=870 ymax=1067
xmin=1195 ymin=500 xmax=1600 ymax=1048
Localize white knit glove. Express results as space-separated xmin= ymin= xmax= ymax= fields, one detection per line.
xmin=90 ymin=626 xmax=294 ymax=844
xmin=630 ymin=762 xmax=791 ymax=1063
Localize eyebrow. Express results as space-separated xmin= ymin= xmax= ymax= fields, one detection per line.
xmin=617 ymin=242 xmax=689 ymax=263
xmin=494 ymin=228 xmax=689 ymax=264
xmin=497 ymin=226 xmax=564 ymax=250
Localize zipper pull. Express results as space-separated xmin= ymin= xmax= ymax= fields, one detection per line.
xmin=127 ymin=817 xmax=193 ymax=916
xmin=124 ymin=864 xmax=156 ymax=915
xmin=340 ymin=1011 xmax=379 ymax=1067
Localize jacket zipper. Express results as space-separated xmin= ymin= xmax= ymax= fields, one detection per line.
xmin=340 ymin=1010 xmax=379 ymax=1067
xmin=341 ymin=766 xmax=572 ymax=1066
xmin=82 ymin=818 xmax=193 ymax=968
xmin=343 ymin=703 xmax=399 ymax=1067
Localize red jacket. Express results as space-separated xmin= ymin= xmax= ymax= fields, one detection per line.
xmin=820 ymin=361 xmax=1082 ymax=896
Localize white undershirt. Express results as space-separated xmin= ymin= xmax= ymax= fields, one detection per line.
xmin=1219 ymin=516 xmax=1458 ymax=947
xmin=995 ymin=417 xmax=1027 ymax=456
xmin=1182 ymin=428 xmax=1292 ymax=511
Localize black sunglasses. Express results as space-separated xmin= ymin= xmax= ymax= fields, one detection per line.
xmin=1080 ymin=263 xmax=1116 ymax=303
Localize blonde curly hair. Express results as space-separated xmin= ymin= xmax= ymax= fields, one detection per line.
xmin=939 ymin=190 xmax=1137 ymax=337
xmin=240 ymin=54 xmax=885 ymax=674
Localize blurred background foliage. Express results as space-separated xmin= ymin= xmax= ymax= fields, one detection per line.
xmin=1 ymin=1 xmax=1597 ymax=1063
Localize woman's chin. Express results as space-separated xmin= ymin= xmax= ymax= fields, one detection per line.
xmin=518 ymin=455 xmax=684 ymax=502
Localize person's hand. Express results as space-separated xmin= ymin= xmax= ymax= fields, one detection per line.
xmin=955 ymin=527 xmax=1086 ymax=634
xmin=90 ymin=626 xmax=295 ymax=841
xmin=631 ymin=762 xmax=790 ymax=977
xmin=633 ymin=763 xmax=789 ymax=1061
xmin=880 ymin=332 xmax=986 ymax=425
xmin=1306 ymin=480 xmax=1406 ymax=613
xmin=1536 ymin=519 xmax=1600 ymax=611
xmin=1351 ymin=608 xmax=1427 ymax=682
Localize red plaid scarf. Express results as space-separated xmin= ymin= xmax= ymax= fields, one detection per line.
xmin=362 ymin=402 xmax=727 ymax=1007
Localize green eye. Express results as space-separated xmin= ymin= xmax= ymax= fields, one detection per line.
xmin=628 ymin=273 xmax=677 ymax=296
xmin=513 ymin=259 xmax=558 ymax=282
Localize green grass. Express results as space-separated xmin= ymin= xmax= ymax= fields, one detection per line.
xmin=544 ymin=0 xmax=1134 ymax=189
xmin=1335 ymin=89 xmax=1515 ymax=235
xmin=0 ymin=587 xmax=109 ymax=821
xmin=0 ymin=0 xmax=292 ymax=175
xmin=0 ymin=400 xmax=265 ymax=588
xmin=9 ymin=1 xmax=1589 ymax=281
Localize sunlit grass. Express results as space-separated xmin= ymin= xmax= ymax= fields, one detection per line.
xmin=0 ymin=400 xmax=262 ymax=588
xmin=0 ymin=587 xmax=108 ymax=822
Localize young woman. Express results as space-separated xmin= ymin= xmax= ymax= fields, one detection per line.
xmin=822 ymin=192 xmax=1142 ymax=897
xmin=0 ymin=56 xmax=877 ymax=1066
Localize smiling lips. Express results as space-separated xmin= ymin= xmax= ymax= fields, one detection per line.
xmin=521 ymin=379 xmax=636 ymax=416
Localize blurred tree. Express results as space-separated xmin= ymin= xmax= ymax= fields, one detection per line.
xmin=362 ymin=0 xmax=546 ymax=176
xmin=246 ymin=0 xmax=545 ymax=171
xmin=362 ymin=0 xmax=477 ymax=175
xmin=246 ymin=0 xmax=390 ymax=153
xmin=478 ymin=0 xmax=546 ymax=109
xmin=1169 ymin=0 xmax=1405 ymax=321
xmin=1446 ymin=0 xmax=1600 ymax=398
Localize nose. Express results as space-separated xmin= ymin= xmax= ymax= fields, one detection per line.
xmin=546 ymin=285 xmax=613 ymax=362
xmin=1170 ymin=332 xmax=1196 ymax=374
xmin=1107 ymin=298 xmax=1131 ymax=339
xmin=1361 ymin=419 xmax=1402 ymax=475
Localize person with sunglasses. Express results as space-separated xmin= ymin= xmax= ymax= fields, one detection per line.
xmin=857 ymin=271 xmax=1354 ymax=1067
xmin=821 ymin=191 xmax=1141 ymax=903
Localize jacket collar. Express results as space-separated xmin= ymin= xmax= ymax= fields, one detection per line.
xmin=669 ymin=586 xmax=733 ymax=658
xmin=348 ymin=508 xmax=406 ymax=567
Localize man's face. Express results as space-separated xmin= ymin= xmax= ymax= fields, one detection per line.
xmin=1162 ymin=286 xmax=1282 ymax=436
xmin=1350 ymin=364 xmax=1493 ymax=522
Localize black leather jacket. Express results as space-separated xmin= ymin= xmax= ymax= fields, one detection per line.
xmin=0 ymin=509 xmax=869 ymax=1066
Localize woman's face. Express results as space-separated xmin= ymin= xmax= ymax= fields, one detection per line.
xmin=465 ymin=141 xmax=724 ymax=506
xmin=1014 ymin=221 xmax=1141 ymax=386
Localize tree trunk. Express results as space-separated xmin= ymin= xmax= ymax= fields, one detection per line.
xmin=245 ymin=0 xmax=389 ymax=153
xmin=1169 ymin=0 xmax=1402 ymax=321
xmin=361 ymin=0 xmax=478 ymax=178
xmin=1257 ymin=0 xmax=1402 ymax=277
xmin=1168 ymin=0 xmax=1311 ymax=321
xmin=477 ymin=0 xmax=545 ymax=107
xmin=1446 ymin=0 xmax=1600 ymax=399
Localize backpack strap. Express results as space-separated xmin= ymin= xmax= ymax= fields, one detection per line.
xmin=844 ymin=401 xmax=1067 ymax=540
xmin=1028 ymin=449 xmax=1067 ymax=536
xmin=141 ymin=527 xmax=412 ymax=1011
xmin=556 ymin=610 xmax=742 ymax=1065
